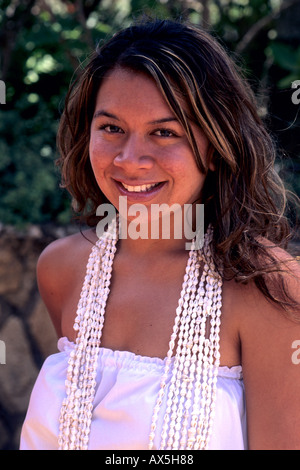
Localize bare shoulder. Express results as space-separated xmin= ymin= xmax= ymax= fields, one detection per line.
xmin=37 ymin=228 xmax=97 ymax=337
xmin=230 ymin=245 xmax=300 ymax=449
xmin=37 ymin=228 xmax=97 ymax=272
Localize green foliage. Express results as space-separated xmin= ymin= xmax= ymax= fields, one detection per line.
xmin=268 ymin=42 xmax=300 ymax=88
xmin=0 ymin=0 xmax=299 ymax=227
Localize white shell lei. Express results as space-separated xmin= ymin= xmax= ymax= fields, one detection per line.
xmin=58 ymin=217 xmax=223 ymax=450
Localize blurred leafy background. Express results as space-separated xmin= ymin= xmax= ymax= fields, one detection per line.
xmin=0 ymin=0 xmax=299 ymax=228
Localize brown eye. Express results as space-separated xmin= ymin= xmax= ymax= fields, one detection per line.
xmin=153 ymin=128 xmax=177 ymax=138
xmin=100 ymin=124 xmax=123 ymax=134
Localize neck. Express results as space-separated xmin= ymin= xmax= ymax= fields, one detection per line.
xmin=117 ymin=236 xmax=189 ymax=259
xmin=116 ymin=206 xmax=204 ymax=256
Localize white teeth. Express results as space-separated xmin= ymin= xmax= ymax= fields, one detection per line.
xmin=121 ymin=182 xmax=160 ymax=192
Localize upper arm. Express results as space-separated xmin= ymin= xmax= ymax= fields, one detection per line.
xmin=36 ymin=239 xmax=67 ymax=337
xmin=240 ymin=255 xmax=300 ymax=449
xmin=36 ymin=229 xmax=96 ymax=339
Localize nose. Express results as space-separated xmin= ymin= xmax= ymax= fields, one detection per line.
xmin=113 ymin=134 xmax=154 ymax=171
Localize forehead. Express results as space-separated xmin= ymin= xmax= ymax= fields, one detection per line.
xmin=95 ymin=67 xmax=172 ymax=111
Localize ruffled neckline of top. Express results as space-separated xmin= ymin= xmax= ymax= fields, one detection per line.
xmin=57 ymin=336 xmax=243 ymax=380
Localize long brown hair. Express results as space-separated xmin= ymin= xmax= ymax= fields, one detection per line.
xmin=57 ymin=18 xmax=299 ymax=315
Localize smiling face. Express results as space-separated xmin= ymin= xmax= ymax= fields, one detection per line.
xmin=89 ymin=67 xmax=212 ymax=221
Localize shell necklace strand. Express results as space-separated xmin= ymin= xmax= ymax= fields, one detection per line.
xmin=58 ymin=216 xmax=223 ymax=450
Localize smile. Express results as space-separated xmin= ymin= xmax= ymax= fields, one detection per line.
xmin=121 ymin=182 xmax=161 ymax=192
xmin=114 ymin=179 xmax=167 ymax=201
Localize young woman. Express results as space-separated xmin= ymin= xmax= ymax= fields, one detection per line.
xmin=20 ymin=18 xmax=300 ymax=450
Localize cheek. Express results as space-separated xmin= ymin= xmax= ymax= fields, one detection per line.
xmin=161 ymin=148 xmax=202 ymax=179
xmin=89 ymin=138 xmax=112 ymax=175
xmin=170 ymin=151 xmax=207 ymax=198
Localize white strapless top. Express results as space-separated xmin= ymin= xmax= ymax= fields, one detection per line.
xmin=20 ymin=337 xmax=247 ymax=450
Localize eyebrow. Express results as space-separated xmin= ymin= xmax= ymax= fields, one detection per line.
xmin=93 ymin=110 xmax=120 ymax=120
xmin=149 ymin=117 xmax=179 ymax=125
xmin=93 ymin=110 xmax=179 ymax=125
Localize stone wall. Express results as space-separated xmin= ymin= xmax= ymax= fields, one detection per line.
xmin=0 ymin=224 xmax=76 ymax=450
